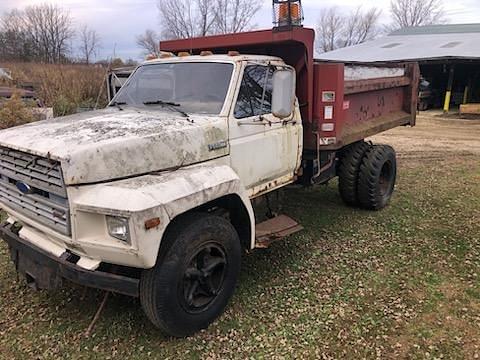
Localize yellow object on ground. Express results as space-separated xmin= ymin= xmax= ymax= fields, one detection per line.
xmin=443 ymin=91 xmax=452 ymax=112
xmin=460 ymin=103 xmax=480 ymax=115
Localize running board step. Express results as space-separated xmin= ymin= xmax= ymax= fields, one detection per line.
xmin=255 ymin=215 xmax=303 ymax=249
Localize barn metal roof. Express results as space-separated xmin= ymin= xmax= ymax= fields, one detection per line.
xmin=317 ymin=23 xmax=480 ymax=63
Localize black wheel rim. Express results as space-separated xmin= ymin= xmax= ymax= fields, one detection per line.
xmin=181 ymin=243 xmax=227 ymax=313
xmin=379 ymin=160 xmax=394 ymax=197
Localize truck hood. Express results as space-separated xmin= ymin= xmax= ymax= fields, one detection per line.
xmin=0 ymin=108 xmax=229 ymax=185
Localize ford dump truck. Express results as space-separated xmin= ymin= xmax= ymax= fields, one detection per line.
xmin=0 ymin=3 xmax=419 ymax=337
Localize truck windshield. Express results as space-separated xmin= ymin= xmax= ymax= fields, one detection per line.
xmin=111 ymin=62 xmax=234 ymax=115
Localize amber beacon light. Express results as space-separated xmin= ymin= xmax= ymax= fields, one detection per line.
xmin=273 ymin=0 xmax=304 ymax=29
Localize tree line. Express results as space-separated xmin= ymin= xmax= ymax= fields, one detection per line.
xmin=316 ymin=0 xmax=446 ymax=53
xmin=137 ymin=0 xmax=447 ymax=56
xmin=0 ymin=0 xmax=447 ymax=64
xmin=0 ymin=4 xmax=101 ymax=64
xmin=136 ymin=0 xmax=264 ymax=56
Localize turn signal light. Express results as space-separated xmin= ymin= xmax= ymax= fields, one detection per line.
xmin=159 ymin=51 xmax=175 ymax=58
xmin=145 ymin=217 xmax=161 ymax=230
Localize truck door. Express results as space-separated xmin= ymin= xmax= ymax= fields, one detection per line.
xmin=228 ymin=63 xmax=302 ymax=197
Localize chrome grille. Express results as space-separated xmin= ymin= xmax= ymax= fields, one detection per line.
xmin=0 ymin=147 xmax=66 ymax=197
xmin=0 ymin=146 xmax=70 ymax=235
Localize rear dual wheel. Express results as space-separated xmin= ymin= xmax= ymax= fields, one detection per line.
xmin=357 ymin=145 xmax=397 ymax=210
xmin=338 ymin=141 xmax=372 ymax=206
xmin=338 ymin=142 xmax=397 ymax=210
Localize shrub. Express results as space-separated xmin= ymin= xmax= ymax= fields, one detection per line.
xmin=52 ymin=94 xmax=77 ymax=117
xmin=0 ymin=91 xmax=34 ymax=129
xmin=0 ymin=62 xmax=108 ymax=117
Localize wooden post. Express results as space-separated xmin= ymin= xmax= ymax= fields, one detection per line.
xmin=443 ymin=65 xmax=455 ymax=113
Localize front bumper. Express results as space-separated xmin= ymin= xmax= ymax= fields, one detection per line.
xmin=0 ymin=222 xmax=140 ymax=297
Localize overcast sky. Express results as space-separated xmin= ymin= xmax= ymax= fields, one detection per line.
xmin=1 ymin=0 xmax=480 ymax=60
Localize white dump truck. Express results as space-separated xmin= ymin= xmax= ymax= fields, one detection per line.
xmin=0 ymin=18 xmax=419 ymax=337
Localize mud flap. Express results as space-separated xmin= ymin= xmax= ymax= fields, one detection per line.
xmin=255 ymin=215 xmax=303 ymax=249
xmin=9 ymin=246 xmax=63 ymax=291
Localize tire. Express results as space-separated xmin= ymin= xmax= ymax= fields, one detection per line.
xmin=338 ymin=141 xmax=372 ymax=206
xmin=357 ymin=145 xmax=397 ymax=210
xmin=140 ymin=213 xmax=241 ymax=337
xmin=418 ymin=101 xmax=428 ymax=111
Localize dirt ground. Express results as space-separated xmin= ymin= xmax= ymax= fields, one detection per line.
xmin=372 ymin=110 xmax=480 ymax=158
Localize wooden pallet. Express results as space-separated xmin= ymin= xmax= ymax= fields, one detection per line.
xmin=460 ymin=103 xmax=480 ymax=115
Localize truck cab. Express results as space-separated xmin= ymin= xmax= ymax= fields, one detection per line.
xmin=110 ymin=55 xmax=303 ymax=197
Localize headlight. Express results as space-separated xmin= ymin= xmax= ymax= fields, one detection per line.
xmin=106 ymin=216 xmax=130 ymax=242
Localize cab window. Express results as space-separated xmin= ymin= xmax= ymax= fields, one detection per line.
xmin=234 ymin=65 xmax=274 ymax=119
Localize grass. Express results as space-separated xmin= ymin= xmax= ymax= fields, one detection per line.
xmin=0 ymin=91 xmax=34 ymax=130
xmin=0 ymin=62 xmax=108 ymax=117
xmin=0 ymin=155 xmax=479 ymax=359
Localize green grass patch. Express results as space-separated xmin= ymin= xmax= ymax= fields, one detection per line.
xmin=0 ymin=158 xmax=479 ymax=359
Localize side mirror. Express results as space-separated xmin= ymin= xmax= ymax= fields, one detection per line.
xmin=272 ymin=69 xmax=296 ymax=119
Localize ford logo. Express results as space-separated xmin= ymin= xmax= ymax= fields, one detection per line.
xmin=16 ymin=181 xmax=33 ymax=195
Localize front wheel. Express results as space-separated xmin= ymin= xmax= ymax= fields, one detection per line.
xmin=357 ymin=145 xmax=397 ymax=210
xmin=140 ymin=213 xmax=241 ymax=337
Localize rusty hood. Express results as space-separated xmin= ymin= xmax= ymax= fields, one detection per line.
xmin=0 ymin=107 xmax=229 ymax=185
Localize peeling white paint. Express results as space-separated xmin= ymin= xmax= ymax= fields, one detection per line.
xmin=0 ymin=107 xmax=229 ymax=185
xmin=68 ymin=162 xmax=255 ymax=268
xmin=0 ymin=55 xmax=303 ymax=270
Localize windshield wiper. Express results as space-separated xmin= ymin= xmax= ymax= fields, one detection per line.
xmin=143 ymin=100 xmax=180 ymax=106
xmin=109 ymin=101 xmax=126 ymax=111
xmin=143 ymin=99 xmax=189 ymax=118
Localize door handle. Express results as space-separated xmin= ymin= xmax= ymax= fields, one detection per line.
xmin=238 ymin=115 xmax=275 ymax=126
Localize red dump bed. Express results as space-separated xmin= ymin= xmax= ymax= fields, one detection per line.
xmin=161 ymin=27 xmax=419 ymax=152
xmin=310 ymin=62 xmax=419 ymax=150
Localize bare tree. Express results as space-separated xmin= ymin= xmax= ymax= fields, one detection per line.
xmin=0 ymin=10 xmax=34 ymax=61
xmin=157 ymin=0 xmax=211 ymax=39
xmin=1 ymin=4 xmax=76 ymax=63
xmin=339 ymin=7 xmax=381 ymax=48
xmin=79 ymin=25 xmax=101 ymax=64
xmin=197 ymin=0 xmax=217 ymax=37
xmin=0 ymin=5 xmax=74 ymax=63
xmin=23 ymin=4 xmax=75 ymax=63
xmin=213 ymin=0 xmax=263 ymax=34
xmin=316 ymin=7 xmax=381 ymax=53
xmin=157 ymin=0 xmax=262 ymax=40
xmin=389 ymin=0 xmax=446 ymax=30
xmin=136 ymin=29 xmax=160 ymax=56
xmin=316 ymin=7 xmax=343 ymax=53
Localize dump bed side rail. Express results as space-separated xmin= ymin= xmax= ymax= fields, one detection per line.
xmin=313 ymin=62 xmax=420 ymax=151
